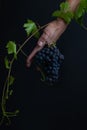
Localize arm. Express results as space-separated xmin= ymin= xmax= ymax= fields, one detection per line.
xmin=67 ymin=0 xmax=80 ymax=12
xmin=26 ymin=0 xmax=80 ymax=67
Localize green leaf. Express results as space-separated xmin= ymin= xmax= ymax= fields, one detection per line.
xmin=14 ymin=53 xmax=17 ymax=60
xmin=52 ymin=10 xmax=73 ymax=24
xmin=9 ymin=90 xmax=13 ymax=96
xmin=9 ymin=76 xmax=15 ymax=86
xmin=74 ymin=0 xmax=87 ymax=26
xmin=23 ymin=19 xmax=40 ymax=38
xmin=6 ymin=41 xmax=17 ymax=55
xmin=4 ymin=56 xmax=10 ymax=69
xmin=74 ymin=3 xmax=85 ymax=19
xmin=63 ymin=11 xmax=74 ymax=23
xmin=52 ymin=1 xmax=74 ymax=24
xmin=23 ymin=20 xmax=34 ymax=35
xmin=52 ymin=10 xmax=61 ymax=17
xmin=60 ymin=1 xmax=70 ymax=12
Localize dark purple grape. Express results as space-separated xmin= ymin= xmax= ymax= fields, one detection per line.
xmin=34 ymin=45 xmax=64 ymax=85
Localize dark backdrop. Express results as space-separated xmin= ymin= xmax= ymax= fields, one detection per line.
xmin=0 ymin=0 xmax=87 ymax=130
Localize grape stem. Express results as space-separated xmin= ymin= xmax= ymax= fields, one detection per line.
xmin=0 ymin=23 xmax=49 ymax=126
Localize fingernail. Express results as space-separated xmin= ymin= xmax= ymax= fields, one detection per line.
xmin=38 ymin=41 xmax=44 ymax=47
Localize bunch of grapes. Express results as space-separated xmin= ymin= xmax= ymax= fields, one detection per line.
xmin=34 ymin=45 xmax=64 ymax=85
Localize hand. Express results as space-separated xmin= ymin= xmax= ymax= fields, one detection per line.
xmin=26 ymin=18 xmax=68 ymax=67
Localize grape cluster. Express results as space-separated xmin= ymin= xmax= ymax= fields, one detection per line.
xmin=34 ymin=45 xmax=64 ymax=85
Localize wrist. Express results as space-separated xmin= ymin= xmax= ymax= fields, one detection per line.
xmin=55 ymin=18 xmax=68 ymax=35
xmin=52 ymin=1 xmax=74 ymax=24
xmin=56 ymin=18 xmax=68 ymax=25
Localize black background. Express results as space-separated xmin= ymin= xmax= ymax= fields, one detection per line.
xmin=0 ymin=0 xmax=87 ymax=130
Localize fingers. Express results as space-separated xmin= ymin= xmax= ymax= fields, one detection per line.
xmin=26 ymin=46 xmax=37 ymax=67
xmin=26 ymin=29 xmax=51 ymax=67
xmin=37 ymin=29 xmax=55 ymax=46
xmin=37 ymin=29 xmax=49 ymax=46
xmin=26 ymin=42 xmax=45 ymax=67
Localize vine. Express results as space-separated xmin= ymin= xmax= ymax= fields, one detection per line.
xmin=0 ymin=0 xmax=87 ymax=126
xmin=0 ymin=21 xmax=48 ymax=126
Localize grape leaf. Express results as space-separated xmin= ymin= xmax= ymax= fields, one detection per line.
xmin=4 ymin=57 xmax=10 ymax=69
xmin=74 ymin=1 xmax=85 ymax=19
xmin=60 ymin=1 xmax=70 ymax=12
xmin=52 ymin=10 xmax=73 ymax=23
xmin=23 ymin=19 xmax=40 ymax=38
xmin=52 ymin=1 xmax=74 ymax=23
xmin=74 ymin=0 xmax=87 ymax=26
xmin=6 ymin=41 xmax=16 ymax=55
xmin=9 ymin=76 xmax=15 ymax=86
xmin=14 ymin=53 xmax=17 ymax=60
xmin=9 ymin=90 xmax=13 ymax=96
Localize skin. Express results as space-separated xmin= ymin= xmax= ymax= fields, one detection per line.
xmin=26 ymin=0 xmax=80 ymax=67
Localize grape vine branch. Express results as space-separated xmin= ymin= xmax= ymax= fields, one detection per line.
xmin=0 ymin=22 xmax=48 ymax=126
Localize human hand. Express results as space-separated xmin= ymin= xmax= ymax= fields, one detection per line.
xmin=26 ymin=18 xmax=68 ymax=67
